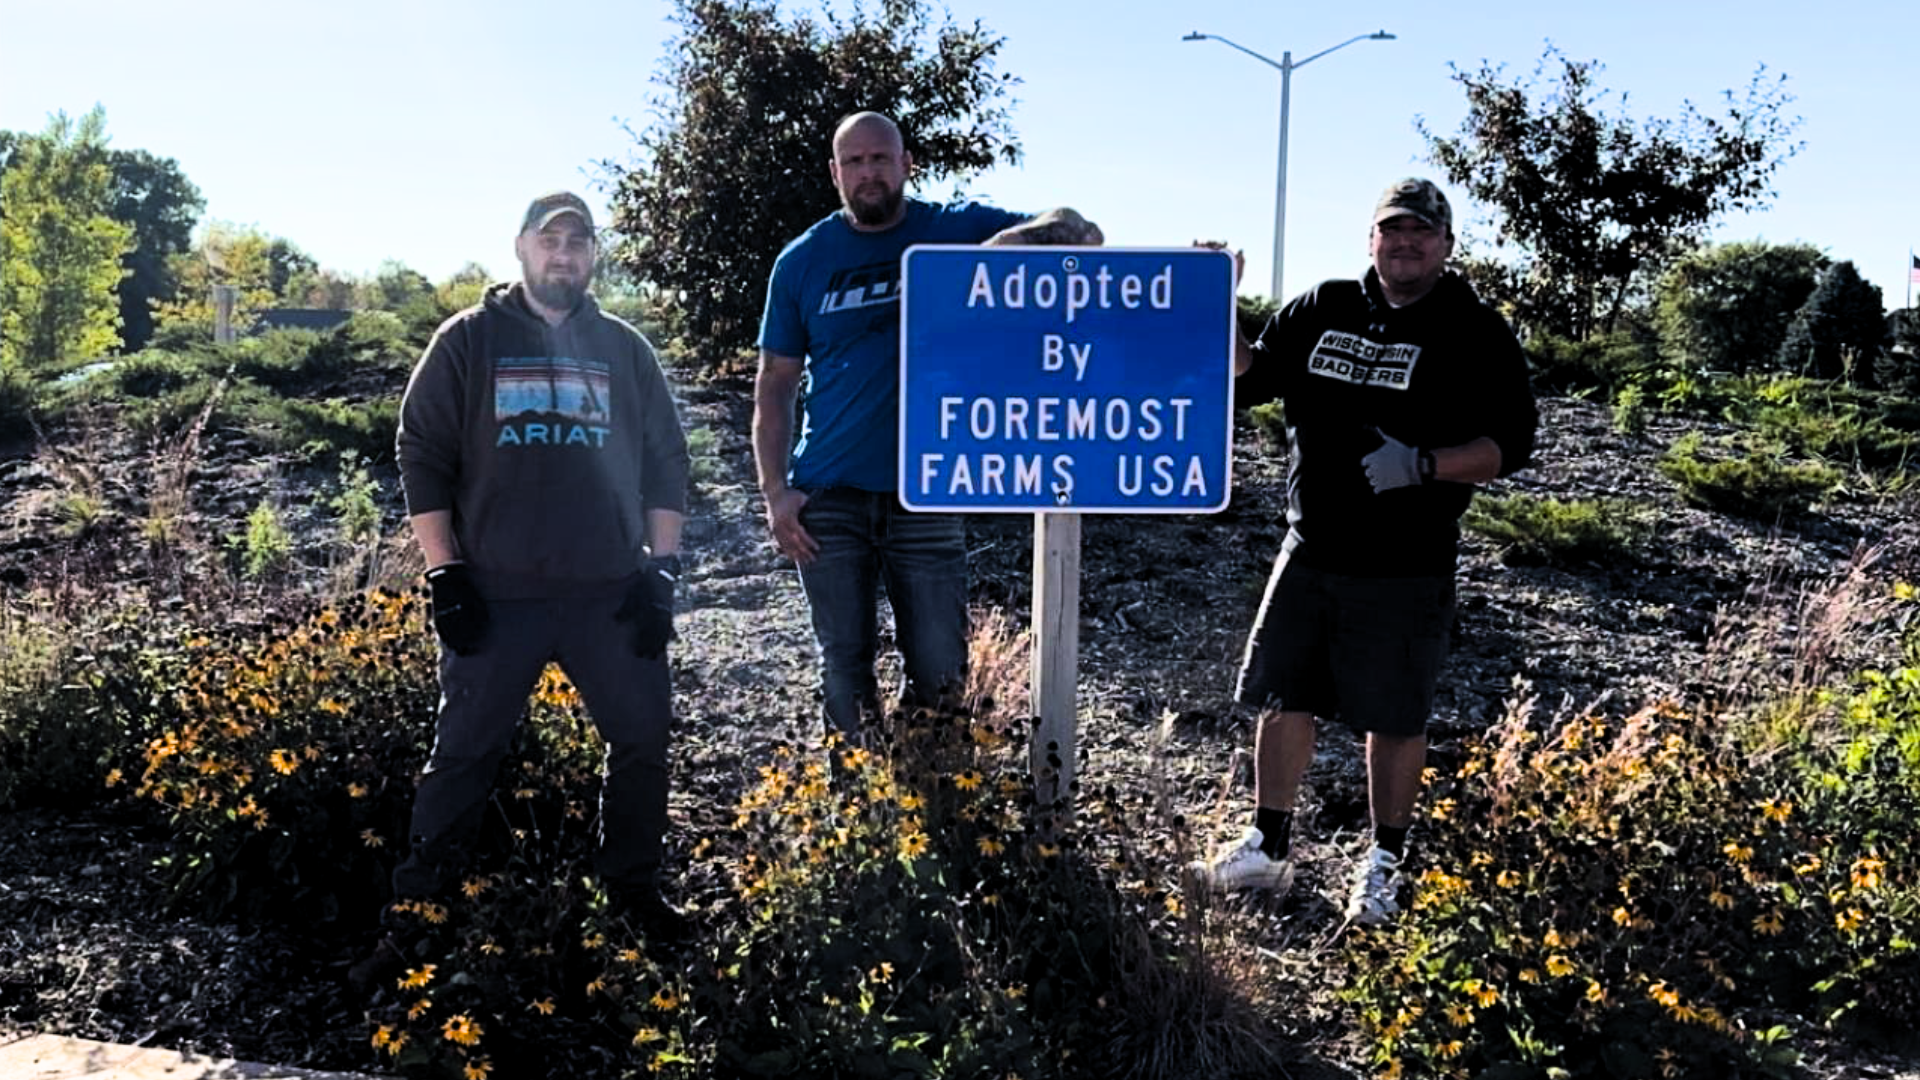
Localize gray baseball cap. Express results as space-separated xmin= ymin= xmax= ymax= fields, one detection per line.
xmin=1373 ymin=177 xmax=1452 ymax=234
xmin=520 ymin=191 xmax=594 ymax=234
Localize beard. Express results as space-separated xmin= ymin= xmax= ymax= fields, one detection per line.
xmin=844 ymin=182 xmax=905 ymax=227
xmin=525 ymin=272 xmax=588 ymax=313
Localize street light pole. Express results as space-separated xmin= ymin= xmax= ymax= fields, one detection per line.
xmin=1183 ymin=29 xmax=1395 ymax=301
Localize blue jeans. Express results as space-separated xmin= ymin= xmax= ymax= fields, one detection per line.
xmin=795 ymin=488 xmax=968 ymax=734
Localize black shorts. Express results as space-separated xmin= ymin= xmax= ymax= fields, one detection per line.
xmin=1234 ymin=552 xmax=1454 ymax=737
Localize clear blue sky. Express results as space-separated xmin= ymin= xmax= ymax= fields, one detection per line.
xmin=4 ymin=0 xmax=1914 ymax=308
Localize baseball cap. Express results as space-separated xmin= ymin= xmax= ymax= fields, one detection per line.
xmin=1373 ymin=177 xmax=1452 ymax=234
xmin=520 ymin=191 xmax=594 ymax=234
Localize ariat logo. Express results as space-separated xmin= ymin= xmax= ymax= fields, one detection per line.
xmin=819 ymin=261 xmax=901 ymax=315
xmin=1306 ymin=331 xmax=1420 ymax=389
xmin=494 ymin=355 xmax=614 ymax=449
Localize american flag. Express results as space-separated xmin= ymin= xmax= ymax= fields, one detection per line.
xmin=1911 ymin=254 xmax=1920 ymax=284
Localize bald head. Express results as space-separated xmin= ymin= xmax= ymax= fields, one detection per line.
xmin=832 ymin=112 xmax=904 ymax=157
xmin=830 ymin=112 xmax=912 ymax=230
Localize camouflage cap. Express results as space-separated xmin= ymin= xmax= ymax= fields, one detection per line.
xmin=1372 ymin=177 xmax=1452 ymax=234
xmin=520 ymin=191 xmax=594 ymax=234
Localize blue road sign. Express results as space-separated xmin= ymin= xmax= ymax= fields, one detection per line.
xmin=899 ymin=246 xmax=1235 ymax=513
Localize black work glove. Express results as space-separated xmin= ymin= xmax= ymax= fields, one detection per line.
xmin=615 ymin=555 xmax=679 ymax=660
xmin=425 ymin=563 xmax=489 ymax=655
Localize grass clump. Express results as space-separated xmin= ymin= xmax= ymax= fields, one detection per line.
xmin=1657 ymin=433 xmax=1842 ymax=520
xmin=1464 ymin=492 xmax=1651 ymax=567
xmin=0 ymin=597 xmax=191 ymax=811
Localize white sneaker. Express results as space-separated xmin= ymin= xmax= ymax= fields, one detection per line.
xmin=1188 ymin=827 xmax=1294 ymax=893
xmin=1346 ymin=846 xmax=1404 ymax=925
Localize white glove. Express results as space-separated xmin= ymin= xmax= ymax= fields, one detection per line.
xmin=1362 ymin=429 xmax=1425 ymax=493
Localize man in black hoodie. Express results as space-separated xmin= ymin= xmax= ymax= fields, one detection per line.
xmin=1189 ymin=179 xmax=1537 ymax=926
xmin=386 ymin=191 xmax=693 ymax=944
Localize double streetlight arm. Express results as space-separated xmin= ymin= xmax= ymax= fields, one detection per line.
xmin=1183 ymin=29 xmax=1395 ymax=300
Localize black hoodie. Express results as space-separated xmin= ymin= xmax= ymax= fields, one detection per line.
xmin=1245 ymin=268 xmax=1537 ymax=577
xmin=397 ymin=282 xmax=691 ymax=597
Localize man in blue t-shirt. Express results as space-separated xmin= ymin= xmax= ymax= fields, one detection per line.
xmin=755 ymin=111 xmax=1101 ymax=736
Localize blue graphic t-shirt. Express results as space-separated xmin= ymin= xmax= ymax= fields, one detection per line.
xmin=758 ymin=198 xmax=1028 ymax=492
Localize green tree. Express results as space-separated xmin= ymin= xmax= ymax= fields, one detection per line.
xmin=1652 ymin=240 xmax=1826 ymax=376
xmin=1419 ymin=47 xmax=1801 ymax=340
xmin=358 ymin=259 xmax=443 ymax=339
xmin=604 ymin=0 xmax=1022 ymax=361
xmin=434 ymin=261 xmax=492 ymax=317
xmin=1776 ymin=261 xmax=1888 ymax=384
xmin=0 ymin=107 xmax=133 ymax=372
xmin=282 ymin=264 xmax=359 ymax=309
xmin=107 ymin=149 xmax=203 ymax=351
xmin=1880 ymin=308 xmax=1920 ymax=394
xmin=153 ymin=223 xmax=298 ymax=338
xmin=266 ymin=237 xmax=316 ymax=298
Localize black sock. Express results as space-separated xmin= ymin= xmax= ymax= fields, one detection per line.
xmin=1374 ymin=823 xmax=1409 ymax=858
xmin=1255 ymin=808 xmax=1292 ymax=859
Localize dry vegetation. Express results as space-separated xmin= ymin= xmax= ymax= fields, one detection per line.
xmin=2 ymin=338 xmax=1919 ymax=1078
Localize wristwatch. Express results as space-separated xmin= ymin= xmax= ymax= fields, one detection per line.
xmin=1418 ymin=450 xmax=1437 ymax=483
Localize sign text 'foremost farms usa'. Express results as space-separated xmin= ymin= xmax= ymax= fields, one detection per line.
xmin=899 ymin=246 xmax=1235 ymax=513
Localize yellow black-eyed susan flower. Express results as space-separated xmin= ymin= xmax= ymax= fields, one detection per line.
xmin=398 ymin=964 xmax=436 ymax=989
xmin=441 ymin=1013 xmax=483 ymax=1046
xmin=1852 ymin=855 xmax=1885 ymax=890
